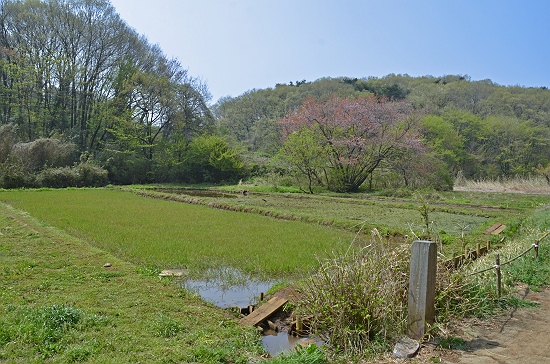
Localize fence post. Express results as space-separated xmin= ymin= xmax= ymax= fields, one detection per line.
xmin=495 ymin=254 xmax=501 ymax=298
xmin=534 ymin=243 xmax=539 ymax=259
xmin=408 ymin=240 xmax=437 ymax=340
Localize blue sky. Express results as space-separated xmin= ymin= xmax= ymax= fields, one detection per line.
xmin=109 ymin=0 xmax=550 ymax=103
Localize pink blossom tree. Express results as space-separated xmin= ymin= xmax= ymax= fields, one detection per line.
xmin=279 ymin=95 xmax=425 ymax=192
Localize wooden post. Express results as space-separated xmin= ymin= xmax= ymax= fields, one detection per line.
xmin=495 ymin=254 xmax=501 ymax=298
xmin=476 ymin=243 xmax=481 ymax=259
xmin=487 ymin=240 xmax=491 ymax=251
xmin=453 ymin=252 xmax=460 ymax=269
xmin=408 ymin=240 xmax=437 ymax=340
xmin=296 ymin=315 xmax=303 ymax=336
xmin=534 ymin=243 xmax=539 ymax=259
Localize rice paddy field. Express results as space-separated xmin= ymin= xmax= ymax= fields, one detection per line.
xmin=2 ymin=186 xmax=549 ymax=280
xmin=1 ymin=186 xmax=550 ymax=362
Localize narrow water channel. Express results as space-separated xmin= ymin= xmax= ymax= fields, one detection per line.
xmin=177 ymin=269 xmax=319 ymax=356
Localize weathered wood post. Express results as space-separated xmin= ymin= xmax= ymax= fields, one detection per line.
xmin=495 ymin=254 xmax=501 ymax=298
xmin=408 ymin=240 xmax=437 ymax=340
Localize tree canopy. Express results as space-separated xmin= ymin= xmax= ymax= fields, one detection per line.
xmin=279 ymin=96 xmax=425 ymax=192
xmin=0 ymin=0 xmax=237 ymax=187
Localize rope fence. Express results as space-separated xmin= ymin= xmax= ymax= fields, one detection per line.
xmin=467 ymin=231 xmax=550 ymax=297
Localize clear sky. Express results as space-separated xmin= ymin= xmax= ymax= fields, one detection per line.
xmin=109 ymin=0 xmax=550 ymax=103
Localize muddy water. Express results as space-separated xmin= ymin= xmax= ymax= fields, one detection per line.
xmin=262 ymin=330 xmax=323 ymax=356
xmin=183 ymin=278 xmax=272 ymax=308
xmin=154 ymin=187 xmax=239 ymax=199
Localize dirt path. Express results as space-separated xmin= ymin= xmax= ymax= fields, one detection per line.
xmin=450 ymin=286 xmax=550 ymax=363
xmin=409 ymin=286 xmax=550 ymax=363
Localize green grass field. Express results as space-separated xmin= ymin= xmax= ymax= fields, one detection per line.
xmin=0 ymin=188 xmax=363 ymax=279
xmin=137 ymin=186 xmax=550 ymax=254
xmin=0 ymin=200 xmax=264 ymax=363
xmin=2 ymin=186 xmax=550 ymax=362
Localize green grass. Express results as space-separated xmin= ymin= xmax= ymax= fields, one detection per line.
xmin=0 ymin=188 xmax=361 ymax=278
xmin=2 ymin=186 xmax=550 ymax=362
xmin=0 ymin=201 xmax=264 ymax=363
xmin=136 ymin=185 xmax=550 ymax=254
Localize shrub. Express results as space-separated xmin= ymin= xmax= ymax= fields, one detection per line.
xmin=295 ymin=241 xmax=409 ymax=356
xmin=0 ymin=123 xmax=20 ymax=163
xmin=0 ymin=157 xmax=29 ymax=188
xmin=74 ymin=161 xmax=108 ymax=187
xmin=35 ymin=161 xmax=108 ymax=188
xmin=185 ymin=135 xmax=245 ymax=183
xmin=35 ymin=166 xmax=78 ymax=188
xmin=11 ymin=138 xmax=77 ymax=173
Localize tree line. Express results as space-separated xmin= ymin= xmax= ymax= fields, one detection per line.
xmin=0 ymin=0 xmax=549 ymax=192
xmin=0 ymin=0 xmax=242 ymax=188
xmin=213 ymin=75 xmax=550 ymax=192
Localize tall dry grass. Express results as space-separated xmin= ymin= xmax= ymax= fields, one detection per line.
xmin=295 ymin=231 xmax=410 ymax=357
xmin=454 ymin=175 xmax=550 ymax=194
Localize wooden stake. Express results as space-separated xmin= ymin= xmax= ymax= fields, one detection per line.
xmin=296 ymin=315 xmax=303 ymax=336
xmin=495 ymin=254 xmax=501 ymax=298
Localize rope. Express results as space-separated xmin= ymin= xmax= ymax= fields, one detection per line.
xmin=467 ymin=231 xmax=550 ymax=276
xmin=499 ymin=246 xmax=534 ymax=267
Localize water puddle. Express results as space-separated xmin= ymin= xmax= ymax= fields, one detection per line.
xmin=183 ymin=278 xmax=272 ymax=308
xmin=262 ymin=330 xmax=323 ymax=356
xmin=171 ymin=267 xmax=320 ymax=356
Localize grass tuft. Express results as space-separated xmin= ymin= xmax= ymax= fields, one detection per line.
xmin=296 ymin=240 xmax=409 ymax=357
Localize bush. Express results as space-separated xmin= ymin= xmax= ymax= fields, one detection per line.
xmin=0 ymin=157 xmax=29 ymax=188
xmin=74 ymin=161 xmax=108 ymax=187
xmin=35 ymin=161 xmax=108 ymax=188
xmin=35 ymin=166 xmax=78 ymax=188
xmin=0 ymin=123 xmax=20 ymax=163
xmin=185 ymin=135 xmax=245 ymax=183
xmin=10 ymin=138 xmax=77 ymax=173
xmin=295 ymin=241 xmax=409 ymax=357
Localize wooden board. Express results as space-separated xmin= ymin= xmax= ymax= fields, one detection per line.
xmin=491 ymin=224 xmax=506 ymax=235
xmin=484 ymin=223 xmax=505 ymax=235
xmin=239 ymin=296 xmax=288 ymax=326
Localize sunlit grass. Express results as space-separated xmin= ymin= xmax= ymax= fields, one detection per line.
xmin=0 ymin=188 xmax=360 ymax=278
xmin=0 ymin=202 xmax=264 ymax=363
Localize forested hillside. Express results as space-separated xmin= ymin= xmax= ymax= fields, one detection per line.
xmin=214 ymin=75 xmax=550 ymax=191
xmin=0 ymin=0 xmax=549 ymax=192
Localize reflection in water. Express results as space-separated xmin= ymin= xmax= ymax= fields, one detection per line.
xmin=180 ymin=268 xmax=322 ymax=356
xmin=183 ymin=278 xmax=273 ymax=308
xmin=262 ymin=330 xmax=322 ymax=356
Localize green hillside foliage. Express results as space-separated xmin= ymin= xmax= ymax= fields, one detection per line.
xmin=214 ymin=75 xmax=550 ymax=191
xmin=0 ymin=0 xmax=549 ymax=191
